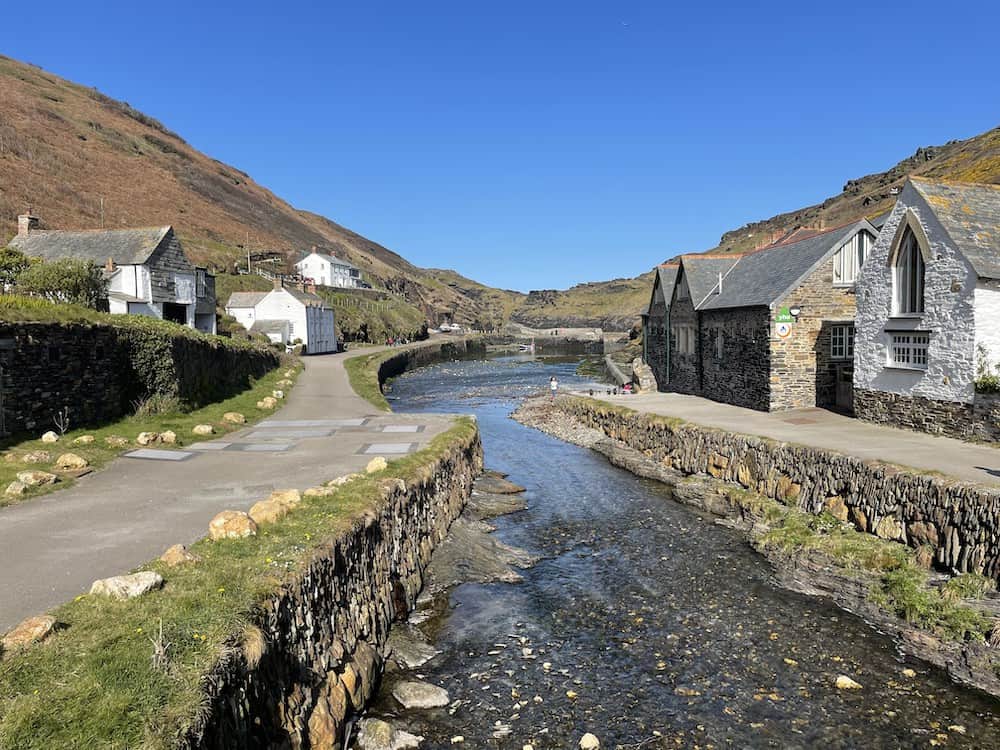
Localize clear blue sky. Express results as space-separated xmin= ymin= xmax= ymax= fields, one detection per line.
xmin=5 ymin=0 xmax=999 ymax=291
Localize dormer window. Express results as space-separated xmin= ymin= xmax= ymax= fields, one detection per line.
xmin=893 ymin=228 xmax=925 ymax=315
xmin=833 ymin=230 xmax=873 ymax=286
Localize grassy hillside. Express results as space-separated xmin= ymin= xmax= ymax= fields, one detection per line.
xmin=0 ymin=56 xmax=494 ymax=326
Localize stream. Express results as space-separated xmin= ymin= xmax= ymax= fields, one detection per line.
xmin=363 ymin=356 xmax=1000 ymax=749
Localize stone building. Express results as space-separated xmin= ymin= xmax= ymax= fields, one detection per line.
xmin=8 ymin=215 xmax=216 ymax=333
xmin=854 ymin=177 xmax=1000 ymax=440
xmin=640 ymin=263 xmax=678 ymax=389
xmin=643 ymin=219 xmax=878 ymax=411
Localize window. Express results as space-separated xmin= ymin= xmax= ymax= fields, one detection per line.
xmin=831 ymin=324 xmax=854 ymax=359
xmin=715 ymin=330 xmax=724 ymax=359
xmin=893 ymin=229 xmax=925 ymax=315
xmin=672 ymin=325 xmax=697 ymax=354
xmin=833 ymin=230 xmax=873 ymax=286
xmin=196 ymin=269 xmax=206 ymax=298
xmin=890 ymin=332 xmax=929 ymax=369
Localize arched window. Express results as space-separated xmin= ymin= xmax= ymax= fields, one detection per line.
xmin=893 ymin=228 xmax=925 ymax=315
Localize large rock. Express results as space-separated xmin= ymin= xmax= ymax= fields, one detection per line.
xmin=387 ymin=627 xmax=440 ymax=669
xmin=89 ymin=571 xmax=164 ymax=600
xmin=328 ymin=473 xmax=361 ymax=487
xmin=366 ymin=456 xmax=389 ymax=474
xmin=16 ymin=470 xmax=58 ymax=487
xmin=54 ymin=452 xmax=89 ymax=470
xmin=136 ymin=432 xmax=159 ymax=446
xmin=160 ymin=544 xmax=200 ymax=567
xmin=105 ymin=435 xmax=129 ymax=448
xmin=208 ymin=510 xmax=258 ymax=540
xmin=269 ymin=488 xmax=302 ymax=509
xmin=40 ymin=431 xmax=59 ymax=444
xmin=72 ymin=435 xmax=95 ymax=445
xmin=835 ymin=674 xmax=863 ymax=690
xmin=4 ymin=481 xmax=28 ymax=498
xmin=579 ymin=734 xmax=601 ymax=749
xmin=875 ymin=516 xmax=904 ymax=541
xmin=392 ymin=680 xmax=450 ymax=709
xmin=304 ymin=485 xmax=336 ymax=498
xmin=272 ymin=389 xmax=285 ymax=400
xmin=2 ymin=615 xmax=57 ymax=651
xmin=632 ymin=357 xmax=657 ymax=393
xmin=19 ymin=450 xmax=52 ymax=464
xmin=473 ymin=476 xmax=526 ymax=495
xmin=223 ymin=412 xmax=246 ymax=424
xmin=249 ymin=498 xmax=289 ymax=526
xmin=257 ymin=396 xmax=278 ymax=410
xmin=356 ymin=718 xmax=424 ymax=750
xmin=192 ymin=424 xmax=215 ymax=436
xmin=160 ymin=430 xmax=177 ymax=445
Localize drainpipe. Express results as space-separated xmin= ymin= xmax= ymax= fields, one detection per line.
xmin=664 ymin=307 xmax=671 ymax=386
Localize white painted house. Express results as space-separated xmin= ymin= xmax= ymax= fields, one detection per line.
xmin=226 ymin=282 xmax=337 ymax=354
xmin=9 ymin=216 xmax=217 ymax=333
xmin=294 ymin=248 xmax=366 ymax=289
xmin=854 ymin=177 xmax=1000 ymax=438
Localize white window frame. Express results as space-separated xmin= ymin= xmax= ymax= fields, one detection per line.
xmin=889 ymin=332 xmax=929 ymax=370
xmin=831 ymin=324 xmax=854 ymax=359
xmin=892 ymin=229 xmax=925 ymax=316
xmin=833 ymin=230 xmax=872 ymax=287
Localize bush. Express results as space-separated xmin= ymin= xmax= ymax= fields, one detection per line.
xmin=16 ymin=258 xmax=106 ymax=308
xmin=0 ymin=246 xmax=30 ymax=289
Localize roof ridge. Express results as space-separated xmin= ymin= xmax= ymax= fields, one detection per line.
xmin=752 ymin=218 xmax=865 ymax=251
xmin=23 ymin=225 xmax=170 ymax=235
xmin=910 ymin=175 xmax=1000 ymax=191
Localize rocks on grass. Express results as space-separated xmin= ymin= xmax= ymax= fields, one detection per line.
xmin=249 ymin=498 xmax=289 ymax=526
xmin=72 ymin=435 xmax=95 ymax=445
xmin=272 ymin=389 xmax=285 ymax=400
xmin=328 ymin=473 xmax=361 ymax=487
xmin=269 ymin=488 xmax=302 ymax=508
xmin=2 ymin=615 xmax=57 ymax=651
xmin=54 ymin=452 xmax=89 ymax=471
xmin=4 ymin=481 xmax=28 ymax=498
xmin=16 ymin=470 xmax=58 ymax=487
xmin=223 ymin=412 xmax=246 ymax=424
xmin=208 ymin=510 xmax=258 ymax=540
xmin=105 ymin=435 xmax=129 ymax=448
xmin=366 ymin=456 xmax=388 ymax=474
xmin=136 ymin=432 xmax=159 ymax=446
xmin=392 ymin=680 xmax=450 ymax=709
xmin=89 ymin=571 xmax=164 ymax=600
xmin=15 ymin=450 xmax=51 ymax=464
xmin=257 ymin=396 xmax=278 ymax=410
xmin=40 ymin=431 xmax=59 ymax=444
xmin=192 ymin=424 xmax=215 ymax=436
xmin=160 ymin=430 xmax=177 ymax=445
xmin=304 ymin=486 xmax=336 ymax=498
xmin=160 ymin=544 xmax=200 ymax=567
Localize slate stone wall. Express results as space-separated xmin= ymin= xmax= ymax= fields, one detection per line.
xmin=699 ymin=308 xmax=771 ymax=411
xmin=559 ymin=397 xmax=1000 ymax=579
xmin=668 ymin=285 xmax=700 ymax=395
xmin=178 ymin=426 xmax=483 ymax=749
xmin=856 ymin=388 xmax=1000 ymax=443
xmin=644 ymin=295 xmax=668 ymax=389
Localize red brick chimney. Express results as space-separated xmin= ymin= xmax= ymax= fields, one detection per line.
xmin=17 ymin=213 xmax=39 ymax=236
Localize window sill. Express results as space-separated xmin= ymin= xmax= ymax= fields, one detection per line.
xmin=832 ymin=283 xmax=857 ymax=290
xmin=885 ymin=365 xmax=928 ymax=373
xmin=889 ymin=314 xmax=925 ymax=320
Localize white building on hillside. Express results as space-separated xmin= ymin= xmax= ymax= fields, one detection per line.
xmin=294 ymin=248 xmax=366 ymax=289
xmin=226 ymin=281 xmax=336 ymax=354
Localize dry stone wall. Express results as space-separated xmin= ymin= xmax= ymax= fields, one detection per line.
xmin=377 ymin=337 xmax=487 ymax=385
xmin=178 ymin=427 xmax=483 ymax=749
xmin=558 ymin=398 xmax=1000 ymax=579
xmin=856 ymin=387 xmax=1000 ymax=443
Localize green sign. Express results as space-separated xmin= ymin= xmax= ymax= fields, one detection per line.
xmin=775 ymin=307 xmax=795 ymax=323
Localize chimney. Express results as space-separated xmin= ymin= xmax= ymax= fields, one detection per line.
xmin=105 ymin=257 xmax=116 ymax=274
xmin=17 ymin=213 xmax=39 ymax=236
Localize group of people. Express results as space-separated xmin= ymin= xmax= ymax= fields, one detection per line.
xmin=548 ymin=376 xmax=634 ymax=400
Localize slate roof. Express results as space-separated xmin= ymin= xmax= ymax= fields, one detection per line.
xmin=250 ymin=319 xmax=289 ymax=334
xmin=679 ymin=255 xmax=741 ymax=307
xmin=282 ymin=286 xmax=327 ymax=307
xmin=911 ymin=178 xmax=1000 ymax=279
xmin=9 ymin=226 xmax=171 ymax=265
xmin=226 ymin=292 xmax=268 ymax=309
xmin=696 ymin=219 xmax=877 ymax=311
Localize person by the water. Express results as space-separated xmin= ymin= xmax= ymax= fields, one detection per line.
xmin=549 ymin=376 xmax=558 ymax=399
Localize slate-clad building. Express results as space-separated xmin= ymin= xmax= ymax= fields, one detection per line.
xmin=642 ymin=219 xmax=878 ymax=411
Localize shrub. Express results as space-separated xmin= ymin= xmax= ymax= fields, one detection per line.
xmin=0 ymin=246 xmax=30 ymax=289
xmin=16 ymin=258 xmax=106 ymax=308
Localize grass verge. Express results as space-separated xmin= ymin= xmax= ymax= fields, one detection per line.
xmin=0 ymin=417 xmax=477 ymax=749
xmin=0 ymin=361 xmax=301 ymax=508
xmin=344 ymin=348 xmax=393 ymax=412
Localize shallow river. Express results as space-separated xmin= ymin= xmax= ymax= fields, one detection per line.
xmin=374 ymin=356 xmax=1000 ymax=748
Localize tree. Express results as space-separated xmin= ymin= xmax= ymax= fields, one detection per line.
xmin=16 ymin=259 xmax=107 ymax=309
xmin=0 ymin=246 xmax=29 ymax=290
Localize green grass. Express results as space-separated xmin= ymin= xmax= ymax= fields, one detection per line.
xmin=0 ymin=363 xmax=301 ymax=507
xmin=0 ymin=417 xmax=477 ymax=749
xmin=344 ymin=349 xmax=392 ymax=412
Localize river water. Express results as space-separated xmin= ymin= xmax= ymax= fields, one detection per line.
xmin=372 ymin=356 xmax=1000 ymax=749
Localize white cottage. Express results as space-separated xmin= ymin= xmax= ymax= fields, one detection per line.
xmin=226 ymin=281 xmax=337 ymax=354
xmin=294 ymin=248 xmax=365 ymax=289
xmin=854 ymin=177 xmax=1000 ymax=439
xmin=9 ymin=216 xmax=216 ymax=333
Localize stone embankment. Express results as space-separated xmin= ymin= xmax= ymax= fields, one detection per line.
xmin=177 ymin=428 xmax=483 ymax=749
xmin=377 ymin=337 xmax=488 ymax=386
xmin=513 ymin=396 xmax=1000 ymax=697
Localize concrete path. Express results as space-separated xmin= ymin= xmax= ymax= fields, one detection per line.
xmin=0 ymin=350 xmax=455 ymax=632
xmin=583 ymin=390 xmax=1000 ymax=488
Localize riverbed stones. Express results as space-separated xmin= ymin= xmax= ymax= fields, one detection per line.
xmin=356 ymin=718 xmax=423 ymax=750
xmin=54 ymin=452 xmax=89 ymax=470
xmin=835 ymin=674 xmax=863 ymax=690
xmin=2 ymin=615 xmax=56 ymax=651
xmin=16 ymin=470 xmax=57 ymax=487
xmin=473 ymin=475 xmax=526 ymax=494
xmin=136 ymin=431 xmax=159 ymax=446
xmin=392 ymin=680 xmax=450 ymax=709
xmin=367 ymin=456 xmax=389 ymax=474
xmin=579 ymin=733 xmax=600 ymax=749
xmin=90 ymin=571 xmax=164 ymax=600
xmin=223 ymin=411 xmax=246 ymax=424
xmin=40 ymin=430 xmax=59 ymax=443
xmin=192 ymin=424 xmax=215 ymax=436
xmin=209 ymin=510 xmax=258 ymax=540
xmin=386 ymin=627 xmax=439 ymax=669
xmin=160 ymin=544 xmax=200 ymax=567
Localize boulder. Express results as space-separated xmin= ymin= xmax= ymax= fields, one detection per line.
xmin=192 ymin=424 xmax=215 ymax=436
xmin=89 ymin=571 xmax=164 ymax=600
xmin=16 ymin=470 xmax=58 ymax=487
xmin=2 ymin=615 xmax=57 ymax=651
xmin=105 ymin=435 xmax=130 ymax=448
xmin=40 ymin=431 xmax=59 ymax=444
xmin=269 ymin=488 xmax=302 ymax=509
xmin=160 ymin=544 xmax=200 ymax=567
xmin=876 ymin=516 xmax=904 ymax=542
xmin=223 ymin=412 xmax=246 ymax=424
xmin=4 ymin=481 xmax=28 ymax=498
xmin=304 ymin=485 xmax=336 ymax=498
xmin=72 ymin=435 xmax=95 ymax=445
xmin=54 ymin=453 xmax=89 ymax=471
xmin=277 ymin=379 xmax=293 ymax=388
xmin=257 ymin=396 xmax=278 ymax=409
xmin=631 ymin=357 xmax=657 ymax=393
xmin=272 ymin=389 xmax=285 ymax=399
xmin=356 ymin=718 xmax=424 ymax=750
xmin=208 ymin=510 xmax=258 ymax=540
xmin=473 ymin=476 xmax=526 ymax=495
xmin=19 ymin=450 xmax=51 ymax=464
xmin=835 ymin=674 xmax=863 ymax=690
xmin=579 ymin=734 xmax=601 ymax=750
xmin=823 ymin=496 xmax=849 ymax=522
xmin=136 ymin=432 xmax=159 ymax=446
xmin=387 ymin=627 xmax=439 ymax=669
xmin=328 ymin=473 xmax=361 ymax=487
xmin=366 ymin=457 xmax=389 ymax=474
xmin=160 ymin=430 xmax=177 ymax=445
xmin=249 ymin=498 xmax=289 ymax=526
xmin=908 ymin=520 xmax=939 ymax=547
xmin=392 ymin=680 xmax=450 ymax=709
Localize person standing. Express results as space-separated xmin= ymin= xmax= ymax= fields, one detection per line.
xmin=549 ymin=375 xmax=559 ymax=400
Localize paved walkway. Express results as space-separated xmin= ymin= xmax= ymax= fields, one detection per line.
xmin=580 ymin=390 xmax=1000 ymax=488
xmin=0 ymin=350 xmax=455 ymax=632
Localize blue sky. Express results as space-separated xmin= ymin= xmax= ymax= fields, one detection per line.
xmin=5 ymin=1 xmax=999 ymax=291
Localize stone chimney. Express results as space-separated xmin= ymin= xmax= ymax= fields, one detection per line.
xmin=17 ymin=213 xmax=40 ymax=236
xmin=105 ymin=257 xmax=116 ymax=274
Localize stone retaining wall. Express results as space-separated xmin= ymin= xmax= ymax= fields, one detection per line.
xmin=377 ymin=337 xmax=488 ymax=385
xmin=856 ymin=388 xmax=1000 ymax=443
xmin=178 ymin=426 xmax=483 ymax=749
xmin=557 ymin=397 xmax=1000 ymax=579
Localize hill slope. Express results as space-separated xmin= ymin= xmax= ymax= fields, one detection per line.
xmin=0 ymin=55 xmax=491 ymax=325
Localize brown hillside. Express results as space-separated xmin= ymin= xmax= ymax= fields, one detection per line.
xmin=0 ymin=55 xmax=489 ymax=323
